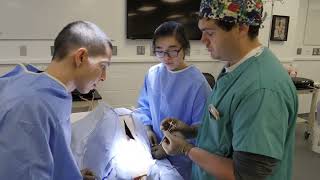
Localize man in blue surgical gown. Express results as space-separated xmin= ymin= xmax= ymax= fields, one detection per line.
xmin=0 ymin=21 xmax=112 ymax=180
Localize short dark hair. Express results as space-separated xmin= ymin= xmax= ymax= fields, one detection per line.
xmin=152 ymin=21 xmax=190 ymax=57
xmin=198 ymin=16 xmax=260 ymax=40
xmin=52 ymin=21 xmax=112 ymax=61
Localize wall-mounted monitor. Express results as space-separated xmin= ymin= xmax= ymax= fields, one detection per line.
xmin=127 ymin=0 xmax=202 ymax=40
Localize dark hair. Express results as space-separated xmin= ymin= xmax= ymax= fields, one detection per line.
xmin=152 ymin=21 xmax=190 ymax=57
xmin=198 ymin=15 xmax=260 ymax=40
xmin=52 ymin=21 xmax=112 ymax=61
xmin=216 ymin=20 xmax=260 ymax=40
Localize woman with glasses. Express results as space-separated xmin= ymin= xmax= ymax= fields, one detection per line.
xmin=136 ymin=21 xmax=211 ymax=180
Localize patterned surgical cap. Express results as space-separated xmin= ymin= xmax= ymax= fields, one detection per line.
xmin=199 ymin=0 xmax=264 ymax=26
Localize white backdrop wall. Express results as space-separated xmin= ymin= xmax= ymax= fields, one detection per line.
xmin=0 ymin=0 xmax=319 ymax=113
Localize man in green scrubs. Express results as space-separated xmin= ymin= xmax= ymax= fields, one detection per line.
xmin=160 ymin=0 xmax=298 ymax=180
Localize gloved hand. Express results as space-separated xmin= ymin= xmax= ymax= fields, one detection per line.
xmin=161 ymin=131 xmax=194 ymax=156
xmin=161 ymin=118 xmax=195 ymax=138
xmin=151 ymin=144 xmax=167 ymax=159
xmin=81 ymin=168 xmax=97 ymax=180
xmin=145 ymin=125 xmax=158 ymax=146
xmin=161 ymin=118 xmax=189 ymax=132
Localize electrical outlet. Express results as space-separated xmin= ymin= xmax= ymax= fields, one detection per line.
xmin=112 ymin=46 xmax=117 ymax=56
xmin=137 ymin=46 xmax=145 ymax=55
xmin=296 ymin=48 xmax=302 ymax=55
xmin=312 ymin=48 xmax=318 ymax=55
xmin=19 ymin=45 xmax=27 ymax=56
xmin=312 ymin=48 xmax=318 ymax=56
xmin=50 ymin=46 xmax=54 ymax=56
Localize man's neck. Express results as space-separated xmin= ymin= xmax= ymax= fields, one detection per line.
xmin=228 ymin=39 xmax=261 ymax=67
xmin=45 ymin=60 xmax=75 ymax=92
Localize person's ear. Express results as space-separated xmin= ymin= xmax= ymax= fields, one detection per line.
xmin=74 ymin=48 xmax=88 ymax=68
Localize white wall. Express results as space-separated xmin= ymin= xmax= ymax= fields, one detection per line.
xmin=293 ymin=0 xmax=320 ymax=113
xmin=303 ymin=0 xmax=320 ymax=46
xmin=0 ymin=0 xmax=319 ymax=113
xmin=268 ymin=0 xmax=299 ymax=59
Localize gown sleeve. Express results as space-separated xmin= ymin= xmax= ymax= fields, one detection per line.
xmin=191 ymin=81 xmax=211 ymax=126
xmin=137 ymin=74 xmax=153 ymax=126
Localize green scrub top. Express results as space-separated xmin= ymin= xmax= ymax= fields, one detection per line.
xmin=192 ymin=48 xmax=298 ymax=180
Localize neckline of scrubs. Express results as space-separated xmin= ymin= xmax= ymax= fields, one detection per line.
xmin=213 ymin=48 xmax=266 ymax=106
xmin=42 ymin=72 xmax=68 ymax=92
xmin=19 ymin=63 xmax=69 ymax=92
xmin=166 ymin=64 xmax=194 ymax=74
xmin=19 ymin=63 xmax=40 ymax=74
xmin=225 ymin=45 xmax=264 ymax=73
xmin=219 ymin=47 xmax=265 ymax=80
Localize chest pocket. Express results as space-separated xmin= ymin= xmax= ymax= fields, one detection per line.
xmin=204 ymin=104 xmax=233 ymax=157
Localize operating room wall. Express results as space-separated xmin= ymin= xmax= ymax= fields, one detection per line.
xmin=291 ymin=0 xmax=320 ymax=114
xmin=0 ymin=0 xmax=319 ymax=113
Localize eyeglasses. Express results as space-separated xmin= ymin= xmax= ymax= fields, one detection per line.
xmin=154 ymin=48 xmax=182 ymax=58
xmin=99 ymin=61 xmax=111 ymax=71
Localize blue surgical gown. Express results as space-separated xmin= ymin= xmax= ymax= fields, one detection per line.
xmin=0 ymin=64 xmax=82 ymax=180
xmin=137 ymin=64 xmax=212 ymax=179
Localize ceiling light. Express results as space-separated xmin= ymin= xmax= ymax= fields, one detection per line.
xmin=167 ymin=14 xmax=184 ymax=19
xmin=162 ymin=0 xmax=184 ymax=3
xmin=128 ymin=13 xmax=137 ymax=17
xmin=138 ymin=6 xmax=157 ymax=12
